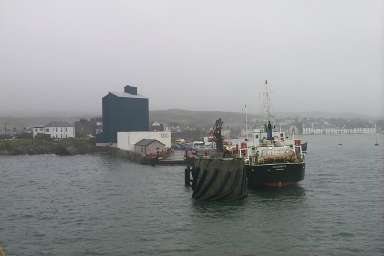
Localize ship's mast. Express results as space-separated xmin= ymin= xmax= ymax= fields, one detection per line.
xmin=245 ymin=104 xmax=248 ymax=142
xmin=262 ymin=80 xmax=272 ymax=121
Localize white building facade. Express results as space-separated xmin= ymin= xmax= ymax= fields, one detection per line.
xmin=33 ymin=122 xmax=75 ymax=139
xmin=302 ymin=127 xmax=376 ymax=135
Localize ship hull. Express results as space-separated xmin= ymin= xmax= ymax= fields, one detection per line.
xmin=246 ymin=162 xmax=305 ymax=188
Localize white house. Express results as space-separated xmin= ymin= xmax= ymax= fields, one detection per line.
xmin=117 ymin=131 xmax=171 ymax=151
xmin=134 ymin=139 xmax=166 ymax=156
xmin=33 ymin=121 xmax=75 ymax=139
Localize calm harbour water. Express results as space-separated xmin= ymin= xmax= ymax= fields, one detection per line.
xmin=0 ymin=135 xmax=383 ymax=256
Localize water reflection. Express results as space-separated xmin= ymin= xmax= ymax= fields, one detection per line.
xmin=191 ymin=199 xmax=247 ymax=220
xmin=190 ymin=185 xmax=306 ymax=219
xmin=2 ymin=143 xmax=383 ymax=256
xmin=248 ymin=185 xmax=306 ymax=200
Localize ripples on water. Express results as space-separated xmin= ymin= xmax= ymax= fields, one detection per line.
xmin=0 ymin=135 xmax=383 ymax=256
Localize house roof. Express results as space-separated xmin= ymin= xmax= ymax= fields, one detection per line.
xmin=135 ymin=139 xmax=165 ymax=146
xmin=45 ymin=121 xmax=73 ymax=127
xmin=109 ymin=92 xmax=147 ymax=99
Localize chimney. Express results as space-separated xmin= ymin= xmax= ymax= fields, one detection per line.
xmin=124 ymin=85 xmax=138 ymax=95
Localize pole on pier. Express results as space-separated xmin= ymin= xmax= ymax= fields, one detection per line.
xmin=185 ymin=166 xmax=191 ymax=187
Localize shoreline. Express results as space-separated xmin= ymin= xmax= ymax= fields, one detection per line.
xmin=0 ymin=138 xmax=108 ymax=156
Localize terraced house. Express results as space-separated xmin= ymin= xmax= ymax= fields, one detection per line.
xmin=32 ymin=121 xmax=75 ymax=139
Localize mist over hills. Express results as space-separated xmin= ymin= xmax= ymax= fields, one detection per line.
xmin=0 ymin=109 xmax=382 ymax=131
xmin=150 ymin=109 xmax=381 ymax=126
xmin=150 ymin=109 xmax=259 ymax=129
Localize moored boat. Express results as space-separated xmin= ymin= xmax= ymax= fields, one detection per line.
xmin=242 ymin=80 xmax=306 ymax=188
xmin=244 ymin=122 xmax=306 ymax=188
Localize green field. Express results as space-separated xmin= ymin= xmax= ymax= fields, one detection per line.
xmin=0 ymin=137 xmax=98 ymax=155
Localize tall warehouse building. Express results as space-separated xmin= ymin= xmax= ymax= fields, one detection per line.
xmin=98 ymin=85 xmax=149 ymax=144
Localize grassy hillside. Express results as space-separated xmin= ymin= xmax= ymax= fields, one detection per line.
xmin=149 ymin=109 xmax=264 ymax=129
xmin=2 ymin=109 xmax=381 ymax=132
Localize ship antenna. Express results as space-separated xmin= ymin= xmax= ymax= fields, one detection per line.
xmin=245 ymin=104 xmax=248 ymax=142
xmin=262 ymin=80 xmax=272 ymax=121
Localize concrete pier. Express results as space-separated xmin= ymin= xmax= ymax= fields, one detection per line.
xmin=191 ymin=158 xmax=247 ymax=201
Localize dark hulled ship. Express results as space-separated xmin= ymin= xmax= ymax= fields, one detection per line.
xmin=244 ymin=121 xmax=306 ymax=188
xmin=246 ymin=159 xmax=305 ymax=188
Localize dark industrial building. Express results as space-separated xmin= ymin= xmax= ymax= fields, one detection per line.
xmin=97 ymin=85 xmax=149 ymax=144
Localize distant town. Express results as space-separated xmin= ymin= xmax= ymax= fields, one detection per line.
xmin=0 ymin=84 xmax=383 ymax=149
xmin=0 ymin=107 xmax=383 ymax=143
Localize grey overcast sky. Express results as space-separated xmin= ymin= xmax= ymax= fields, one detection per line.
xmin=0 ymin=0 xmax=383 ymax=116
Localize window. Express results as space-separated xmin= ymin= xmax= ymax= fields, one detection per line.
xmin=45 ymin=128 xmax=49 ymax=132
xmin=65 ymin=128 xmax=68 ymax=132
xmin=56 ymin=128 xmax=58 ymax=132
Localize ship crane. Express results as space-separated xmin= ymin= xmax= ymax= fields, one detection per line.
xmin=212 ymin=118 xmax=224 ymax=153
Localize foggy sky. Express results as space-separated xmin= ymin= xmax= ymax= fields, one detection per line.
xmin=0 ymin=0 xmax=383 ymax=116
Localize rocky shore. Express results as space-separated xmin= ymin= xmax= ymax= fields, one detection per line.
xmin=0 ymin=138 xmax=106 ymax=156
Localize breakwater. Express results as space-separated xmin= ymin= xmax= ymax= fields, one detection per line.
xmin=0 ymin=138 xmax=101 ymax=156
